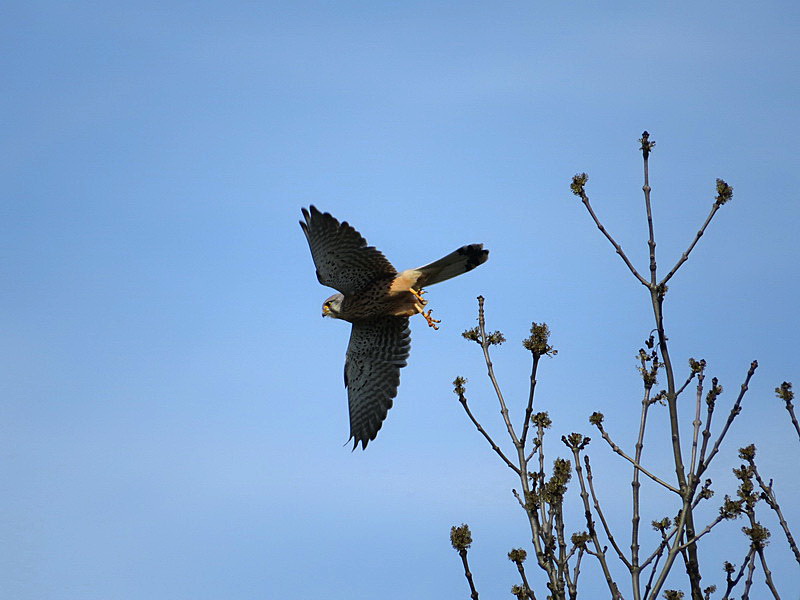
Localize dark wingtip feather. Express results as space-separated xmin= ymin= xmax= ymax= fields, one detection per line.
xmin=349 ymin=417 xmax=383 ymax=450
xmin=300 ymin=205 xmax=325 ymax=225
xmin=457 ymin=243 xmax=490 ymax=271
xmin=348 ymin=434 xmax=371 ymax=451
xmin=299 ymin=207 xmax=311 ymax=235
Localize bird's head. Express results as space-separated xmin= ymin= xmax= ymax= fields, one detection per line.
xmin=322 ymin=293 xmax=344 ymax=318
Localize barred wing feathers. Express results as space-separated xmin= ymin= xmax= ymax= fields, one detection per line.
xmin=300 ymin=206 xmax=396 ymax=295
xmin=344 ymin=316 xmax=412 ymax=449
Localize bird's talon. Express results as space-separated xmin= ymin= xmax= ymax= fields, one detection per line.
xmin=422 ymin=309 xmax=441 ymax=330
xmin=410 ymin=287 xmax=428 ymax=304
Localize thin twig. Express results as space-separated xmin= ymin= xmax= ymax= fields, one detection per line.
xmin=570 ymin=447 xmax=624 ymax=599
xmin=749 ymin=518 xmax=781 ymax=600
xmin=569 ymin=547 xmax=585 ymax=600
xmin=741 ymin=466 xmax=785 ymax=598
xmin=741 ymin=548 xmax=756 ymax=600
xmin=721 ymin=548 xmax=755 ymax=599
xmin=780 ymin=394 xmax=800 ymax=442
xmin=696 ymin=387 xmax=716 ymax=474
xmin=536 ymin=423 xmax=548 ymax=528
xmin=641 ymin=526 xmax=678 ymax=570
xmin=675 ymin=370 xmax=698 ymax=398
xmin=699 ymin=361 xmax=758 ymax=474
xmin=645 ymin=497 xmax=693 ymax=600
xmin=584 ymin=455 xmax=632 ymax=568
xmin=749 ymin=463 xmax=800 ymax=564
xmin=575 ymin=187 xmax=650 ymax=287
xmin=642 ymin=528 xmax=674 ymax=599
xmin=631 ymin=379 xmax=654 ymax=600
xmin=555 ymin=503 xmax=568 ymax=588
xmin=455 ymin=388 xmax=521 ymax=475
xmin=691 ymin=479 xmax=713 ymax=510
xmin=458 ymin=548 xmax=480 ymax=600
xmin=755 ymin=546 xmax=781 ymax=599
xmin=512 ymin=556 xmax=536 ymax=600
xmin=641 ymin=131 xmax=658 ymax=285
xmin=688 ymin=372 xmax=706 ymax=482
xmin=472 ymin=297 xmax=561 ymax=593
xmin=675 ymin=513 xmax=726 ymax=551
xmin=660 ymin=202 xmax=723 ymax=287
xmin=475 ymin=297 xmax=520 ymax=447
xmin=595 ymin=424 xmax=680 ymax=494
xmin=520 ymin=355 xmax=540 ymax=449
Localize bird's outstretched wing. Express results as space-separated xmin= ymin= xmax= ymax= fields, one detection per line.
xmin=300 ymin=206 xmax=396 ymax=295
xmin=344 ymin=316 xmax=411 ymax=449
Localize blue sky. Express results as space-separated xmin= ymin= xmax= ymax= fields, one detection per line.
xmin=2 ymin=2 xmax=799 ymax=598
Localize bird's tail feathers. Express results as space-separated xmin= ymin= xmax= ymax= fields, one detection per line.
xmin=411 ymin=244 xmax=489 ymax=288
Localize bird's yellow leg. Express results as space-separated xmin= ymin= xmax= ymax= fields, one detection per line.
xmin=409 ymin=287 xmax=427 ymax=305
xmin=421 ymin=309 xmax=441 ymax=330
xmin=410 ymin=288 xmax=439 ymax=328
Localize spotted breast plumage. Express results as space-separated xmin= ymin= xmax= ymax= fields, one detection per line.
xmin=300 ymin=206 xmax=489 ymax=449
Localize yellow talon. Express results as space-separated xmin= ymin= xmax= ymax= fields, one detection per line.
xmin=422 ymin=309 xmax=441 ymax=330
xmin=410 ymin=287 xmax=427 ymax=304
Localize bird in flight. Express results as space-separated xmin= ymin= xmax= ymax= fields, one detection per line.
xmin=300 ymin=206 xmax=489 ymax=449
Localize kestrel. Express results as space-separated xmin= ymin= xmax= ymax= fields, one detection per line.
xmin=300 ymin=206 xmax=489 ymax=449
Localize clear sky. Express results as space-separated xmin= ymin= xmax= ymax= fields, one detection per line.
xmin=3 ymin=2 xmax=799 ymax=599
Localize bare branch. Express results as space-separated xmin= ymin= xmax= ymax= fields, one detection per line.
xmin=741 ymin=550 xmax=757 ymax=600
xmin=696 ymin=381 xmax=717 ymax=474
xmin=459 ymin=549 xmax=479 ymax=600
xmin=636 ymin=132 xmax=703 ymax=599
xmin=676 ymin=513 xmax=727 ymax=551
xmin=584 ymin=455 xmax=632 ymax=569
xmin=570 ymin=546 xmax=585 ymax=600
xmin=475 ymin=296 xmax=521 ymax=448
xmin=571 ymin=173 xmax=650 ymax=287
xmin=644 ymin=495 xmax=695 ymax=599
xmin=746 ymin=453 xmax=800 ymax=565
xmin=784 ymin=404 xmax=800 ymax=441
xmin=640 ymin=131 xmax=658 ymax=285
xmin=660 ymin=179 xmax=732 ymax=288
xmin=592 ymin=418 xmax=680 ymax=494
xmin=721 ymin=549 xmax=756 ymax=600
xmin=754 ymin=541 xmax=781 ymax=599
xmin=642 ymin=527 xmax=675 ymax=598
xmin=699 ymin=361 xmax=758 ymax=475
xmin=660 ymin=202 xmax=724 ymax=287
xmin=569 ymin=446 xmax=624 ymax=599
xmin=536 ymin=423 xmax=548 ymax=528
xmin=520 ymin=354 xmax=540 ymax=451
xmin=454 ymin=383 xmax=520 ymax=475
xmin=775 ymin=382 xmax=800 ymax=442
xmin=508 ymin=549 xmax=536 ymax=600
xmin=688 ymin=371 xmax=706 ymax=480
xmin=451 ymin=525 xmax=480 ymax=600
xmin=632 ymin=371 xmax=655 ymax=595
xmin=466 ymin=297 xmax=562 ymax=593
xmin=641 ymin=524 xmax=678 ymax=570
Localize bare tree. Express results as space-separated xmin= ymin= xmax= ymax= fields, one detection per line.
xmin=449 ymin=133 xmax=796 ymax=599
